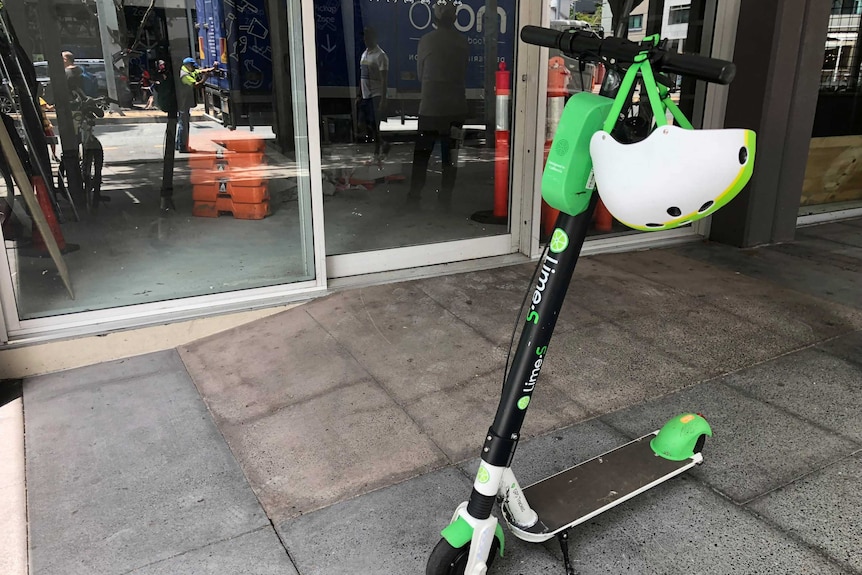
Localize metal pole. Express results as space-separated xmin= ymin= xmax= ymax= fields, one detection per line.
xmin=613 ymin=0 xmax=636 ymax=37
xmin=34 ymin=0 xmax=85 ymax=205
xmin=484 ymin=0 xmax=499 ymax=146
xmin=94 ymin=0 xmax=124 ymax=114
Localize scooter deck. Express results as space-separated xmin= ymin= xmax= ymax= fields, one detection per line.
xmin=510 ymin=433 xmax=700 ymax=541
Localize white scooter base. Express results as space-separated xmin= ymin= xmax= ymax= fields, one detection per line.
xmin=504 ymin=431 xmax=703 ymax=543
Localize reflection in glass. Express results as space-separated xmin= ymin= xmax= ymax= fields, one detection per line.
xmin=802 ymin=2 xmax=862 ymax=213
xmin=409 ymin=4 xmax=469 ymax=208
xmin=0 ymin=0 xmax=315 ymax=320
xmin=314 ymin=0 xmax=518 ymax=256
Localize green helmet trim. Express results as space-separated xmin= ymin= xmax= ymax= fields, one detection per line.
xmin=650 ymin=413 xmax=713 ymax=461
xmin=620 ymin=129 xmax=756 ymax=232
xmin=440 ymin=515 xmax=505 ymax=557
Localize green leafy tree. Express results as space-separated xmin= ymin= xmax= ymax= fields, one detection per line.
xmin=572 ymin=2 xmax=602 ymax=26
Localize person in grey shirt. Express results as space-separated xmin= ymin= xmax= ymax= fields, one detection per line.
xmin=409 ymin=4 xmax=469 ymax=206
xmin=357 ymin=27 xmax=389 ymax=162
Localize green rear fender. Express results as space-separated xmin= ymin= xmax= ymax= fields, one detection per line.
xmin=650 ymin=413 xmax=713 ymax=461
xmin=542 ymin=92 xmax=614 ymax=217
xmin=441 ymin=516 xmax=505 ymax=557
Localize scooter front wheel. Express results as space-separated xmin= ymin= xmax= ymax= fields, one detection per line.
xmin=426 ymin=537 xmax=500 ymax=575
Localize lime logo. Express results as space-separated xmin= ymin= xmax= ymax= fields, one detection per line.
xmin=517 ymin=396 xmax=530 ymax=410
xmin=549 ymin=229 xmax=569 ymax=253
xmin=477 ymin=466 xmax=490 ymax=484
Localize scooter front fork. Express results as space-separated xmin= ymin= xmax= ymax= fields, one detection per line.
xmin=446 ymin=502 xmax=499 ymax=575
xmin=457 ymin=466 xmax=539 ymax=574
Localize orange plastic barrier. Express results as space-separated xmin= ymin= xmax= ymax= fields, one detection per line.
xmin=594 ymin=199 xmax=613 ymax=232
xmin=192 ymin=196 xmax=271 ymax=219
xmin=193 ymin=181 xmax=269 ymax=204
xmin=219 ymin=138 xmax=265 ymax=153
xmin=189 ymin=139 xmax=269 ymax=219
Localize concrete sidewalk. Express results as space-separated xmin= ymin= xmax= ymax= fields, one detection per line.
xmin=12 ymin=217 xmax=862 ymax=574
xmin=44 ymin=105 xmax=208 ymax=125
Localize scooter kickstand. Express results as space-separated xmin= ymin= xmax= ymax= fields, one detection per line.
xmin=557 ymin=530 xmax=576 ymax=575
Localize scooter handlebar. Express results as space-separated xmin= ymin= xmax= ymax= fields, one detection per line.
xmin=659 ymin=50 xmax=735 ymax=85
xmin=519 ymin=25 xmax=567 ymax=51
xmin=519 ymin=25 xmax=735 ymax=85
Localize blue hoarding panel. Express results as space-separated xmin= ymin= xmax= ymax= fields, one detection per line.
xmin=314 ymin=0 xmax=516 ymax=93
xmin=197 ymin=0 xmax=273 ymax=95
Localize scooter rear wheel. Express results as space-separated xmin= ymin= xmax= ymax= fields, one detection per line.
xmin=426 ymin=537 xmax=500 ymax=575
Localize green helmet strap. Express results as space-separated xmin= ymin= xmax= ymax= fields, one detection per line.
xmin=602 ymin=40 xmax=690 ymax=134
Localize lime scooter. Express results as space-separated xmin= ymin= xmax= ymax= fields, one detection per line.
xmin=426 ymin=25 xmax=756 ymax=575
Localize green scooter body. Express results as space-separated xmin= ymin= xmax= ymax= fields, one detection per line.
xmin=542 ymin=92 xmax=614 ymax=217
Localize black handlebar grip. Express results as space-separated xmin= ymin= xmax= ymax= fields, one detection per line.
xmin=520 ymin=25 xmax=564 ymax=50
xmin=521 ymin=24 xmax=736 ymax=85
xmin=660 ymin=51 xmax=736 ymax=85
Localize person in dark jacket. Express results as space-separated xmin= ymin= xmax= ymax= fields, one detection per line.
xmin=409 ymin=4 xmax=469 ymax=205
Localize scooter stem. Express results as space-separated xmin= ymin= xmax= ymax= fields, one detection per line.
xmin=466 ymin=194 xmax=598 ymax=521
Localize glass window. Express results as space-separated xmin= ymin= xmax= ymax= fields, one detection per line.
xmin=832 ymin=1 xmax=862 ymax=16
xmin=669 ymin=5 xmax=690 ymax=25
xmin=312 ymin=0 xmax=519 ymax=256
xmin=0 ymin=0 xmax=316 ymax=320
xmin=803 ymin=5 xmax=862 ymax=214
xmin=583 ymin=0 xmax=715 ymax=238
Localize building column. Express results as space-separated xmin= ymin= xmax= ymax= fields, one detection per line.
xmin=709 ymin=0 xmax=831 ymax=247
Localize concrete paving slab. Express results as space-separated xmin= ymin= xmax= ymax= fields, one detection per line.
xmin=458 ymin=419 xmax=632 ymax=486
xmin=128 ymin=527 xmax=298 ymax=574
xmin=600 ymin=381 xmax=858 ymax=504
xmin=748 ymin=453 xmax=862 ymax=574
xmin=674 ymin=241 xmax=862 ymax=310
xmin=304 ymin=284 xmax=508 ymax=404
xmin=23 ymin=349 xmax=179 ymax=397
xmin=540 ymin=320 xmax=706 ymax=414
xmin=816 ymin=329 xmax=862 ymax=365
xmin=595 ymin=249 xmax=862 ymax=344
xmin=613 ymin=297 xmax=796 ymax=375
xmin=0 ymin=396 xmax=26 ymax=575
xmin=405 ymin=367 xmax=589 ymax=462
xmin=24 ymin=350 xmax=271 ymax=575
xmin=219 ymin=380 xmax=447 ymax=523
xmin=277 ymin=467 xmax=564 ymax=575
xmin=179 ymin=309 xmax=370 ymax=424
xmin=558 ymin=478 xmax=847 ymax=575
xmin=416 ymin=262 xmax=602 ymax=347
xmin=723 ymin=347 xmax=862 ymax=442
xmin=770 ymin=237 xmax=862 ymax=271
xmin=797 ymin=220 xmax=862 ymax=248
xmin=546 ymin=254 xmax=797 ymax=376
xmin=552 ymin=258 xmax=688 ymax=324
xmin=457 ymin=419 xmax=843 ymax=575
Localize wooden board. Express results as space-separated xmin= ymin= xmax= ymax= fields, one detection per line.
xmin=802 ymin=136 xmax=862 ymax=206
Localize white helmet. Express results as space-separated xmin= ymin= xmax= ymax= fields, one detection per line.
xmin=590 ymin=124 xmax=756 ymax=231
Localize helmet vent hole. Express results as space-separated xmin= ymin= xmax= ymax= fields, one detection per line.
xmin=739 ymin=147 xmax=748 ymax=165
xmin=699 ymin=200 xmax=714 ymax=213
xmin=646 ymin=223 xmax=663 ymax=228
xmin=667 ymin=206 xmax=682 ymax=217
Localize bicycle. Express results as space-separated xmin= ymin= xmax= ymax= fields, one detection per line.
xmin=56 ymin=95 xmax=110 ymax=212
